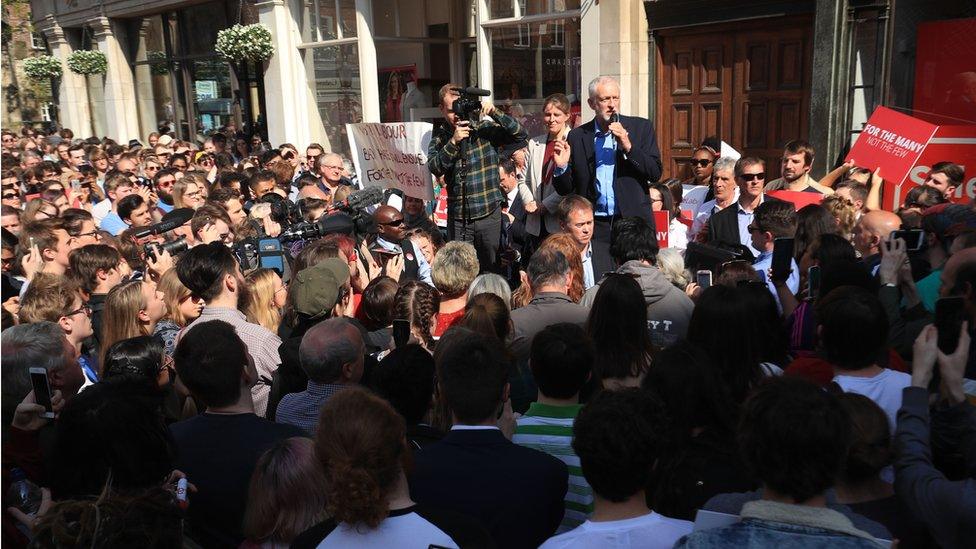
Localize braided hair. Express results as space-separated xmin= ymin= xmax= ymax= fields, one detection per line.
xmin=392 ymin=281 xmax=440 ymax=351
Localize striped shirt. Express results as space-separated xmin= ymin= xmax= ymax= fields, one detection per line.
xmin=513 ymin=402 xmax=593 ymax=532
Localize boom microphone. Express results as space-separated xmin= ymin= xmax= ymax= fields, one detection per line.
xmin=133 ymin=208 xmax=194 ymax=238
xmin=329 ymin=186 xmax=385 ymax=213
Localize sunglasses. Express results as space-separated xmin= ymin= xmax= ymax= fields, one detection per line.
xmin=741 ymin=172 xmax=765 ymax=181
xmin=2 ymin=193 xmax=18 ymax=200
xmin=379 ymin=218 xmax=404 ymax=227
xmin=691 ymin=159 xmax=712 ymax=167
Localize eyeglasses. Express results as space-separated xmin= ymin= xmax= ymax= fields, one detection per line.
xmin=323 ymin=164 xmax=343 ymax=171
xmin=2 ymin=193 xmax=18 ymax=200
xmin=691 ymin=159 xmax=713 ymax=167
xmin=72 ymin=230 xmax=101 ymax=240
xmin=746 ymin=223 xmax=765 ymax=233
xmin=740 ymin=172 xmax=765 ymax=181
xmin=379 ymin=218 xmax=404 ymax=227
xmin=65 ymin=304 xmax=92 ymax=318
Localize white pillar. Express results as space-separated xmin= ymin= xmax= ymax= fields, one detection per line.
xmin=355 ymin=0 xmax=380 ymax=123
xmin=133 ymin=19 xmax=159 ymax=139
xmin=38 ymin=17 xmax=91 ymax=135
xmin=598 ymin=0 xmax=649 ymax=118
xmin=90 ymin=17 xmax=141 ymax=142
xmin=256 ymin=0 xmax=314 ymax=146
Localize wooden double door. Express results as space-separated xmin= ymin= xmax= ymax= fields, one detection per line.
xmin=656 ymin=17 xmax=814 ymax=182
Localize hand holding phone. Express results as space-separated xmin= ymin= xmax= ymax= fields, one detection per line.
xmin=29 ymin=368 xmax=56 ymax=419
xmin=771 ymin=237 xmax=795 ymax=282
xmin=696 ymin=269 xmax=712 ymax=290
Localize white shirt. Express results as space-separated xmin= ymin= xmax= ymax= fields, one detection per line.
xmin=833 ymin=369 xmax=912 ymax=434
xmin=669 ymin=218 xmax=688 ymax=252
xmin=91 ymin=199 xmax=112 ymax=226
xmin=540 ymin=511 xmax=693 ymax=549
xmin=506 ymin=186 xmax=519 ymax=209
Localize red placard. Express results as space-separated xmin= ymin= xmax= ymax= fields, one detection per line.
xmin=653 ymin=211 xmax=669 ymax=248
xmin=767 ymin=190 xmax=824 ymax=210
xmin=881 ymin=124 xmax=976 ymax=209
xmin=845 ymin=106 xmax=939 ymax=187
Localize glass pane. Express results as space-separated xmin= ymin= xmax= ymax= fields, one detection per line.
xmin=488 ymin=18 xmax=582 ymax=137
xmin=177 ymin=1 xmax=229 ymax=57
xmin=491 ymin=0 xmax=514 ymax=19
xmin=307 ymin=45 xmax=362 ymax=157
xmin=188 ymin=59 xmax=235 ymax=136
xmin=490 ymin=0 xmax=579 ymax=19
xmin=313 ymin=0 xmax=358 ymax=41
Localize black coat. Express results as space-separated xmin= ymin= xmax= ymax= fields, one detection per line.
xmin=706 ymin=195 xmax=786 ymax=249
xmin=553 ymin=115 xmax=662 ymax=226
xmin=409 ymin=428 xmax=568 ymax=549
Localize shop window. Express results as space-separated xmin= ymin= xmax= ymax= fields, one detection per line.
xmin=307 ymin=0 xmax=357 ymax=42
xmin=307 ymin=44 xmax=362 ymax=156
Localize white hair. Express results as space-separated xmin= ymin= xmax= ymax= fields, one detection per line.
xmin=713 ymin=156 xmax=737 ymax=176
xmin=587 ymin=76 xmax=620 ymax=100
xmin=655 ymin=248 xmax=690 ymax=290
xmin=466 ymin=273 xmax=512 ymax=311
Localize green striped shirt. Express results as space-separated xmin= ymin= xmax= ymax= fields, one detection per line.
xmin=513 ymin=402 xmax=593 ymax=533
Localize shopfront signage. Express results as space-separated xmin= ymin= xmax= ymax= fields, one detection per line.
xmin=347 ymin=122 xmax=434 ymax=200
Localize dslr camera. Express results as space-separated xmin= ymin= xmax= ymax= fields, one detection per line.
xmin=451 ymin=87 xmax=492 ymax=123
xmin=144 ymin=238 xmax=188 ymax=261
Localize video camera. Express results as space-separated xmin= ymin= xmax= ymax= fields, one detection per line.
xmin=451 ymin=86 xmax=491 ymax=123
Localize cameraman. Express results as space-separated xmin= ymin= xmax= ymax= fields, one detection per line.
xmin=428 ymin=84 xmax=528 ymax=271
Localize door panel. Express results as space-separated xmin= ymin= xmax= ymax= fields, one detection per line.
xmin=657 ymin=17 xmax=812 ymax=181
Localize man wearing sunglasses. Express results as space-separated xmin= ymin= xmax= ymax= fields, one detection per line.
xmin=367 ymin=205 xmax=432 ymax=285
xmin=706 ymin=157 xmax=785 ymax=259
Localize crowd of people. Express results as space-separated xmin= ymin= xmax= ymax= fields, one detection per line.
xmin=1 ymin=74 xmax=974 ymax=548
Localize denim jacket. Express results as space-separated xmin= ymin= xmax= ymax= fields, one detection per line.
xmin=674 ymin=500 xmax=888 ymax=548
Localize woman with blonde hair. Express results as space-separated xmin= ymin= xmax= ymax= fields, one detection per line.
xmin=512 ymin=232 xmax=584 ymax=308
xmin=242 ymin=268 xmax=286 ymax=333
xmin=100 ymin=279 xmax=167 ymax=371
xmin=291 ymin=388 xmax=488 ymax=547
xmin=430 ymin=241 xmax=479 ymax=337
xmin=153 ymin=268 xmax=203 ymax=358
xmin=172 ymin=172 xmax=208 ymax=209
xmin=242 ymin=437 xmax=329 ymax=548
xmin=821 ymin=194 xmax=858 ymax=241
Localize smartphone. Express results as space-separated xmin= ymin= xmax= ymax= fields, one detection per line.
xmin=28 ymin=367 xmax=56 ymax=419
xmin=393 ymin=319 xmax=410 ymax=348
xmin=696 ymin=269 xmax=712 ymax=289
xmin=771 ymin=237 xmax=795 ymax=281
xmin=935 ymin=296 xmax=966 ymax=354
xmin=807 ymin=265 xmax=821 ymax=300
xmin=892 ymin=229 xmax=925 ymax=252
xmin=70 ymin=179 xmax=81 ymax=192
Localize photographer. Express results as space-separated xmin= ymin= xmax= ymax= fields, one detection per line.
xmin=428 ymin=84 xmax=528 ymax=272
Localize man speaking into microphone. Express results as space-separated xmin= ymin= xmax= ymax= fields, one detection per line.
xmin=553 ymin=75 xmax=662 ymax=281
xmin=428 ymin=84 xmax=528 ymax=272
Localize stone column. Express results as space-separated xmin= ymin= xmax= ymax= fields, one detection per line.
xmin=37 ymin=17 xmax=91 ymax=135
xmin=90 ymin=16 xmax=140 ymax=142
xmin=256 ymin=0 xmax=314 ymax=147
xmin=133 ymin=18 xmax=159 ymax=140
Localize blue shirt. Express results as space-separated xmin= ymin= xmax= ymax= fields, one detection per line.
xmin=593 ymin=128 xmax=617 ymax=216
xmin=157 ymin=201 xmax=174 ymax=214
xmin=275 ymin=381 xmax=348 ymax=434
xmin=735 ymin=198 xmax=764 ymax=258
xmin=754 ymin=250 xmax=800 ymax=313
xmin=581 ymin=244 xmax=595 ymax=289
xmin=376 ymin=236 xmax=433 ymax=286
xmin=99 ymin=211 xmax=128 ymax=236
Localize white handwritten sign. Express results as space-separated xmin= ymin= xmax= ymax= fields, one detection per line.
xmin=346 ymin=122 xmax=434 ymax=200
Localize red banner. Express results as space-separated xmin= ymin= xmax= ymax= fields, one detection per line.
xmin=653 ymin=211 xmax=669 ymax=248
xmin=767 ymin=190 xmax=824 ymax=210
xmin=846 ymin=106 xmax=939 ymax=187
xmin=882 ymin=124 xmax=976 ymax=209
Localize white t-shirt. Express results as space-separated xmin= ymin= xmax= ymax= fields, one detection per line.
xmin=91 ymin=198 xmax=112 ymax=226
xmin=833 ymin=369 xmax=912 ymax=433
xmin=292 ymin=505 xmax=487 ymax=549
xmin=539 ymin=511 xmax=693 ymax=549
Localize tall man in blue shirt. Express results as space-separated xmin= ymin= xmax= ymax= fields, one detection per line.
xmin=552 ymin=76 xmax=662 ymax=281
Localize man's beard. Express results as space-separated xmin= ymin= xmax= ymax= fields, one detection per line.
xmin=158 ymin=191 xmax=173 ymax=204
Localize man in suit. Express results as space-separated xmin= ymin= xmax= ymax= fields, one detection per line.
xmin=500 ymin=157 xmax=528 ymax=252
xmin=368 ymin=205 xmax=433 ymax=285
xmin=409 ymin=327 xmax=569 ymax=549
xmin=552 ymin=75 xmax=661 ymax=281
xmin=706 ymin=157 xmax=783 ymax=259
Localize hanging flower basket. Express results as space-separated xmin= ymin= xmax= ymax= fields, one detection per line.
xmin=23 ymin=55 xmax=63 ymax=80
xmin=67 ymin=50 xmax=108 ymax=75
xmin=215 ymin=24 xmax=274 ymax=63
xmin=147 ymin=50 xmax=170 ymax=75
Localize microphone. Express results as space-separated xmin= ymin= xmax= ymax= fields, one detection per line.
xmin=133 ymin=208 xmax=194 ymax=238
xmin=329 ymin=186 xmax=385 ymax=213
xmin=610 ymin=112 xmax=620 ymax=124
xmin=462 ymin=87 xmax=492 ymax=97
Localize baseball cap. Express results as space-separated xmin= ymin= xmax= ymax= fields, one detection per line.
xmin=128 ymin=139 xmax=143 ymax=150
xmin=291 ymin=258 xmax=351 ymax=319
xmin=157 ymin=134 xmax=174 ymax=147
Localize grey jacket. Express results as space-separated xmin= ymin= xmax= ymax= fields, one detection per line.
xmin=510 ymin=292 xmax=589 ymax=362
xmin=580 ymin=260 xmax=694 ymax=348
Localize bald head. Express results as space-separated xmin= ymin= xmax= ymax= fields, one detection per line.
xmin=374 ymin=205 xmax=405 ymax=241
xmin=298 ymin=317 xmax=364 ymax=384
xmin=940 ymin=247 xmax=976 ymax=297
xmin=853 ymin=210 xmax=901 ymax=256
xmin=298 ymin=184 xmax=329 ymax=201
